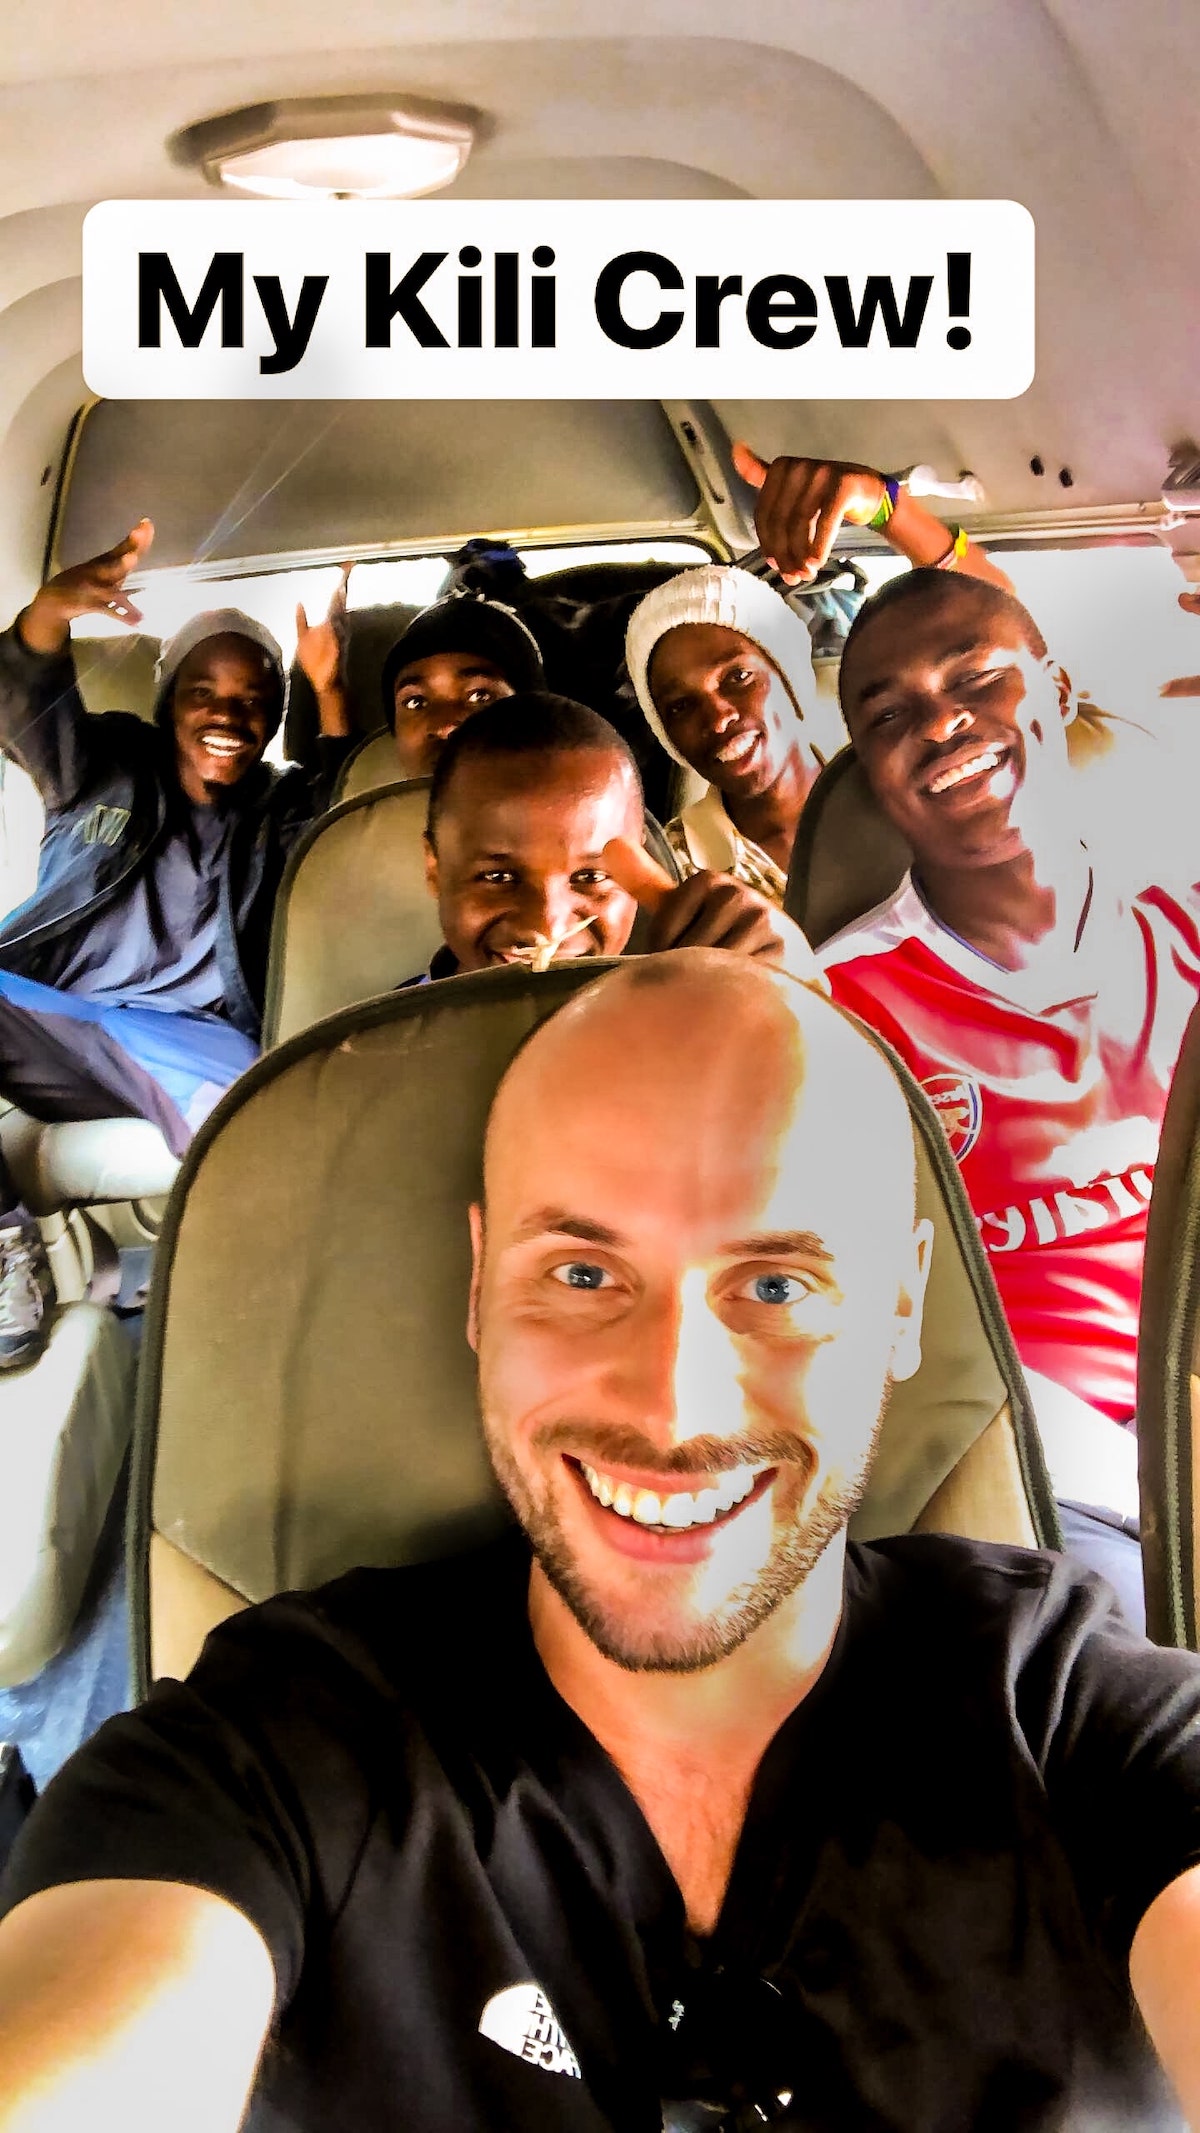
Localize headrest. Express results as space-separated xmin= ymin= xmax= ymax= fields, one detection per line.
xmin=333 ymin=729 xmax=400 ymax=804
xmin=72 ymin=634 xmax=163 ymax=723
xmin=262 ymin=779 xmax=440 ymax=1047
xmin=786 ymin=749 xmax=914 ymax=949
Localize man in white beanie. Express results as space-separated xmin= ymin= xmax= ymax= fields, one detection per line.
xmin=0 ymin=519 xmax=353 ymax=1366
xmin=625 ymin=563 xmax=836 ymax=906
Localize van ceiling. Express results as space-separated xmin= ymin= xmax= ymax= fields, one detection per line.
xmin=1 ymin=2 xmax=1198 ymax=605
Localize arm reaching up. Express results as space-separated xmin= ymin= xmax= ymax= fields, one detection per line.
xmin=295 ymin=564 xmax=353 ymax=738
xmin=732 ymin=444 xmax=1013 ymax=594
xmin=17 ymin=519 xmax=154 ymax=655
xmin=0 ymin=519 xmax=155 ymax=806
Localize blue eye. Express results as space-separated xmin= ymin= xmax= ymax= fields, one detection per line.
xmin=751 ymin=1273 xmax=807 ymax=1304
xmin=552 ymin=1261 xmax=611 ymax=1290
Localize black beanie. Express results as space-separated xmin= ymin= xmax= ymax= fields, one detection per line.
xmin=379 ymin=593 xmax=544 ymax=731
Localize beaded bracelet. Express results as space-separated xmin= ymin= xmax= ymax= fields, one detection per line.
xmin=868 ymin=476 xmax=901 ymax=530
xmin=935 ymin=525 xmax=970 ymax=571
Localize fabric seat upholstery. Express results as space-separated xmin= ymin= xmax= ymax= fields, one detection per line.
xmin=0 ymin=1302 xmax=135 ymax=1686
xmin=262 ymin=779 xmax=438 ymax=1046
xmin=785 ymin=749 xmax=913 ymax=949
xmin=71 ymin=633 xmax=162 ymax=723
xmin=130 ymin=966 xmax=1057 ymax=1690
xmin=334 ymin=730 xmax=401 ymax=803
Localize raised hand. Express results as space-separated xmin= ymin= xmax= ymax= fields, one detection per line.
xmin=18 ymin=519 xmax=155 ymax=654
xmin=602 ymin=837 xmax=828 ymax=989
xmin=733 ymin=442 xmax=886 ymax=584
xmin=733 ymin=440 xmax=1013 ymax=593
xmin=295 ymin=563 xmax=352 ymax=698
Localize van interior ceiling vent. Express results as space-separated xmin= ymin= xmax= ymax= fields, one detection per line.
xmin=172 ymin=94 xmax=479 ymax=201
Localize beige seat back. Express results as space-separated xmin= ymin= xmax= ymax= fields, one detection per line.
xmin=785 ymin=748 xmax=912 ymax=948
xmin=262 ymin=780 xmax=440 ymax=1046
xmin=131 ymin=969 xmax=1056 ymax=1691
xmin=1138 ymin=995 xmax=1200 ymax=1648
xmin=334 ymin=730 xmax=402 ymax=803
xmin=72 ymin=634 xmax=162 ymax=722
xmin=0 ymin=1303 xmax=135 ymax=1686
xmin=263 ymin=783 xmax=683 ymax=1048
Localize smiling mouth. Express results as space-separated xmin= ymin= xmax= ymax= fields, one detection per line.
xmin=575 ymin=1457 xmax=773 ymax=1532
xmin=198 ymin=730 xmax=253 ymax=760
xmin=712 ymin=727 xmax=761 ymax=768
xmin=924 ymin=743 xmax=1010 ymax=796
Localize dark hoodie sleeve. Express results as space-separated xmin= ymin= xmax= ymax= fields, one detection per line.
xmin=0 ymin=622 xmax=96 ymax=809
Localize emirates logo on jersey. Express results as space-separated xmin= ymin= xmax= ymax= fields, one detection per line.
xmin=921 ymin=1072 xmax=984 ymax=1162
xmin=478 ymin=1983 xmax=582 ymax=2079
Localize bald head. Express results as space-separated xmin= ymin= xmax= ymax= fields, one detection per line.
xmin=470 ymin=952 xmax=931 ymax=1675
xmin=484 ymin=951 xmax=918 ymax=1257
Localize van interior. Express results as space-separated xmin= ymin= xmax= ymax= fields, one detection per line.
xmin=1 ymin=2 xmax=1199 ymax=1798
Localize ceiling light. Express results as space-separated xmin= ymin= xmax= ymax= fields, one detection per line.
xmin=174 ymin=95 xmax=478 ymax=202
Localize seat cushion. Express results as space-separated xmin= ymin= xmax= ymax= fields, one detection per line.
xmin=0 ymin=1302 xmax=135 ymax=1686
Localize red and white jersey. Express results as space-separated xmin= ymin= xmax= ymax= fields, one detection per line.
xmin=820 ymin=868 xmax=1200 ymax=1422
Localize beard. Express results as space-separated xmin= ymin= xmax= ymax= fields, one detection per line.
xmin=482 ymin=1400 xmax=889 ymax=1675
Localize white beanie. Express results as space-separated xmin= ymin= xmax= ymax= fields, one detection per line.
xmin=625 ymin=566 xmax=821 ymax=769
xmin=153 ymin=608 xmax=287 ymax=733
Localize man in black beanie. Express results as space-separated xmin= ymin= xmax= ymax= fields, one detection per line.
xmin=298 ymin=582 xmax=544 ymax=781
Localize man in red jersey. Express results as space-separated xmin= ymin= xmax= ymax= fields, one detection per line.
xmin=809 ymin=562 xmax=1196 ymax=1618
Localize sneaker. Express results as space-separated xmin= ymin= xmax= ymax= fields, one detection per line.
xmin=0 ymin=1220 xmax=50 ymax=1371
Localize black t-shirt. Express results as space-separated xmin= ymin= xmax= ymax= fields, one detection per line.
xmin=4 ymin=1532 xmax=1200 ymax=2132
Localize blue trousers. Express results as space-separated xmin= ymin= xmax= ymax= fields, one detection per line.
xmin=0 ymin=970 xmax=257 ymax=1205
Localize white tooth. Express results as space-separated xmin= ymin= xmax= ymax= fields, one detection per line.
xmin=612 ymin=1483 xmax=635 ymax=1518
xmin=691 ymin=1489 xmax=722 ymax=1526
xmin=597 ymin=1475 xmax=615 ymax=1508
xmin=659 ymin=1493 xmax=697 ymax=1528
xmin=582 ymin=1464 xmax=597 ymax=1488
xmin=631 ymin=1489 xmax=664 ymax=1525
xmin=931 ymin=746 xmax=1002 ymax=795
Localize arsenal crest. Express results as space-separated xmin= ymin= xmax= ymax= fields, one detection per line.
xmin=921 ymin=1072 xmax=984 ymax=1162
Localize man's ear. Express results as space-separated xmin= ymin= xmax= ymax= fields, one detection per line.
xmin=423 ymin=832 xmax=439 ymax=901
xmin=466 ymin=1201 xmax=484 ymax=1353
xmin=889 ymin=1217 xmax=934 ymax=1384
